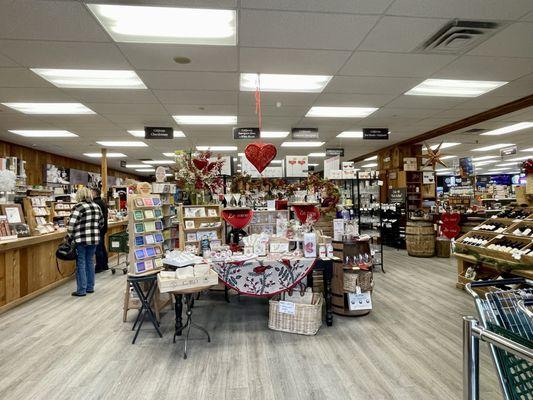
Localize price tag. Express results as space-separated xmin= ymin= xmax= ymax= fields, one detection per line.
xmin=112 ymin=241 xmax=120 ymax=247
xmin=348 ymin=292 xmax=372 ymax=311
xmin=278 ymin=301 xmax=296 ymax=315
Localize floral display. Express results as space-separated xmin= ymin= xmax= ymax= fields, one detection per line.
xmin=0 ymin=169 xmax=16 ymax=192
xmin=172 ymin=150 xmax=225 ymax=194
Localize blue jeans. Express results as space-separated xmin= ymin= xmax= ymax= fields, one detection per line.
xmin=75 ymin=243 xmax=97 ymax=295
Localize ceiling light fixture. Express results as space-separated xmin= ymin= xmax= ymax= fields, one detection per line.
xmin=472 ymin=143 xmax=515 ymax=152
xmin=308 ymin=152 xmax=326 ymax=157
xmin=427 ymin=142 xmax=461 ymax=150
xmin=270 ymin=160 xmax=283 ymax=164
xmin=472 ymin=155 xmax=499 ymax=161
xmin=306 ymin=106 xmax=378 ymax=118
xmin=473 ymin=160 xmax=498 ymax=166
xmin=361 ymin=163 xmax=378 ymax=168
xmin=31 ymin=69 xmax=146 ymax=89
xmin=440 ymin=155 xmax=457 ymax=160
xmin=337 ymin=131 xmax=363 ymax=138
xmin=506 ymin=155 xmax=533 ymax=162
xmin=240 ymin=73 xmax=332 ymax=93
xmin=173 ymin=115 xmax=236 ymax=125
xmin=135 ymin=168 xmax=156 ymax=172
xmin=521 ymin=147 xmax=533 ymax=152
xmin=281 ymin=141 xmax=324 ymax=148
xmin=142 ymin=160 xmax=175 ymax=165
xmin=83 ymin=152 xmax=127 ymax=158
xmin=480 ymin=122 xmax=533 ymax=136
xmin=196 ymin=146 xmax=238 ymax=151
xmin=495 ymin=162 xmax=520 ymax=167
xmin=128 ymin=130 xmax=185 ymax=138
xmin=87 ymin=4 xmax=237 ymax=45
xmin=260 ymin=131 xmax=290 ymax=138
xmin=2 ymin=102 xmax=95 ymax=114
xmin=125 ymin=164 xmax=150 ymax=168
xmin=96 ymin=141 xmax=147 ymax=147
xmin=405 ymin=79 xmax=507 ymax=97
xmin=364 ymin=155 xmax=378 ymax=161
xmin=308 ymin=163 xmax=319 ymax=167
xmin=163 ymin=152 xmax=176 ymax=157
xmin=8 ymin=130 xmax=78 ymax=138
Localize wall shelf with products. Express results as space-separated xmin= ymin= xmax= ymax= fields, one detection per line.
xmin=152 ymin=182 xmax=178 ymax=252
xmin=177 ymin=204 xmax=223 ymax=252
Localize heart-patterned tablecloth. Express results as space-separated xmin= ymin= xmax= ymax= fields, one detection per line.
xmin=211 ymin=257 xmax=316 ymax=297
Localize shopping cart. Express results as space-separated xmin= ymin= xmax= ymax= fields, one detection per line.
xmin=464 ymin=278 xmax=533 ymax=400
xmin=108 ymin=231 xmax=129 ymax=275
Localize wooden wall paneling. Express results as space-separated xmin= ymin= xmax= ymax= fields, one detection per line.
xmin=0 ymin=252 xmax=6 ymax=306
xmin=4 ymin=249 xmax=20 ymax=303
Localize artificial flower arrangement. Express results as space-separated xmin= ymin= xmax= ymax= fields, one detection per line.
xmin=172 ymin=150 xmax=225 ymax=194
xmin=523 ymin=158 xmax=533 ymax=194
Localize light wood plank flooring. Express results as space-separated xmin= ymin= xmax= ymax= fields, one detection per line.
xmin=0 ymin=249 xmax=502 ymax=400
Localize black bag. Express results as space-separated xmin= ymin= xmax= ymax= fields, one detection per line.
xmin=56 ymin=237 xmax=77 ymax=260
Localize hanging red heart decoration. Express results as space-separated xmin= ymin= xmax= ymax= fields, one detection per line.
xmin=441 ymin=212 xmax=460 ymax=227
xmin=442 ymin=224 xmax=461 ymax=239
xmin=293 ymin=205 xmax=320 ymax=224
xmin=222 ymin=209 xmax=254 ymax=229
xmin=244 ymin=142 xmax=277 ymax=173
xmin=192 ymin=158 xmax=208 ymax=170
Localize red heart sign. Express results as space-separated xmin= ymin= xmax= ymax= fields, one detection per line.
xmin=244 ymin=142 xmax=277 ymax=173
xmin=222 ymin=209 xmax=254 ymax=229
xmin=293 ymin=205 xmax=320 ymax=224
xmin=441 ymin=212 xmax=460 ymax=227
xmin=192 ymin=158 xmax=208 ymax=170
xmin=442 ymin=224 xmax=461 ymax=239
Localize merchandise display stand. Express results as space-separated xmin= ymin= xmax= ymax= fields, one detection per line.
xmin=178 ymin=204 xmax=223 ymax=251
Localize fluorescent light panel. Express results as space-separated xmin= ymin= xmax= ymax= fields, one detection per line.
xmin=8 ymin=130 xmax=78 ymax=138
xmin=361 ymin=163 xmax=377 ymax=168
xmin=495 ymin=162 xmax=520 ymax=167
xmin=135 ymin=168 xmax=155 ymax=172
xmin=163 ymin=152 xmax=175 ymax=157
xmin=440 ymin=155 xmax=457 ymax=160
xmin=428 ymin=142 xmax=461 ymax=150
xmin=84 ymin=152 xmax=126 ymax=158
xmin=87 ymin=4 xmax=237 ymax=45
xmin=128 ymin=130 xmax=185 ymax=138
xmin=173 ymin=115 xmax=236 ymax=125
xmin=506 ymin=155 xmax=533 ymax=162
xmin=480 ymin=122 xmax=533 ymax=136
xmin=270 ymin=160 xmax=283 ymax=164
xmin=521 ymin=148 xmax=533 ymax=152
xmin=472 ymin=155 xmax=499 ymax=161
xmin=240 ymin=73 xmax=331 ymax=93
xmin=142 ymin=160 xmax=175 ymax=165
xmin=260 ymin=131 xmax=289 ymax=138
xmin=405 ymin=79 xmax=507 ymax=97
xmin=125 ymin=164 xmax=150 ymax=168
xmin=281 ymin=141 xmax=324 ymax=148
xmin=196 ymin=146 xmax=237 ymax=151
xmin=474 ymin=160 xmax=498 ymax=166
xmin=308 ymin=152 xmax=326 ymax=157
xmin=472 ymin=143 xmax=515 ymax=152
xmin=364 ymin=155 xmax=377 ymax=161
xmin=337 ymin=131 xmax=363 ymax=138
xmin=96 ymin=141 xmax=147 ymax=147
xmin=308 ymin=163 xmax=319 ymax=167
xmin=2 ymin=102 xmax=94 ymax=114
xmin=306 ymin=106 xmax=378 ymax=118
xmin=31 ymin=68 xmax=146 ymax=89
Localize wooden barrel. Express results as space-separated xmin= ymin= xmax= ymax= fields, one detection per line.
xmin=436 ymin=238 xmax=451 ymax=258
xmin=406 ymin=221 xmax=435 ymax=257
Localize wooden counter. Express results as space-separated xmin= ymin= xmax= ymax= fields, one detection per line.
xmin=0 ymin=220 xmax=127 ymax=314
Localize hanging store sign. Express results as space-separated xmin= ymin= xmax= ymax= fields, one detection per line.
xmin=144 ymin=126 xmax=173 ymax=139
xmin=363 ymin=128 xmax=389 ymax=140
xmin=326 ymin=148 xmax=344 ymax=157
xmin=291 ymin=128 xmax=319 ymax=140
xmin=500 ymin=145 xmax=517 ymax=158
xmin=233 ymin=127 xmax=260 ymax=140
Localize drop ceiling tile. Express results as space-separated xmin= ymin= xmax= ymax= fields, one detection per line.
xmin=241 ymin=0 xmax=393 ymax=13
xmin=314 ymin=93 xmax=398 ymax=107
xmin=452 ymin=95 xmax=523 ymax=110
xmin=521 ymin=11 xmax=533 ymax=21
xmin=0 ymin=0 xmax=109 ymax=41
xmin=0 ymin=53 xmax=17 ymax=67
xmin=436 ymin=55 xmax=533 ymax=81
xmin=239 ymin=92 xmax=319 ymax=106
xmin=324 ymin=76 xmax=420 ymax=95
xmin=0 ymin=68 xmax=53 ymax=88
xmin=0 ymin=40 xmax=130 ymax=69
xmin=87 ymin=103 xmax=168 ymax=116
xmin=340 ymin=52 xmax=456 ymax=77
xmin=384 ymin=95 xmax=468 ymax=109
xmin=0 ymin=87 xmax=75 ymax=102
xmin=469 ymin=23 xmax=533 ymax=58
xmin=119 ymin=44 xmax=238 ymax=71
xmin=238 ymin=116 xmax=301 ymax=126
xmin=358 ymin=16 xmax=448 ymax=52
xmin=64 ymin=89 xmax=160 ymax=104
xmin=370 ymin=107 xmax=442 ymax=119
xmin=481 ymin=74 xmax=533 ymax=97
xmin=239 ymin=48 xmax=351 ymax=74
xmin=162 ymin=104 xmax=237 ymax=114
xmin=239 ymin=104 xmax=307 ymax=117
xmin=138 ymin=71 xmax=238 ymax=90
xmin=386 ymin=0 xmax=533 ymax=20
xmin=240 ymin=10 xmax=378 ymax=50
xmin=37 ymin=115 xmax=116 ymax=128
xmin=155 ymin=90 xmax=238 ymax=105
xmin=105 ymin=114 xmax=176 ymax=126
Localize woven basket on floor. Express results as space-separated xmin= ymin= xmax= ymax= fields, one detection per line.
xmin=268 ymin=296 xmax=323 ymax=336
xmin=344 ymin=270 xmax=373 ymax=293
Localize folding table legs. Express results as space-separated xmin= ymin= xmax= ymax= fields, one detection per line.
xmin=129 ymin=278 xmax=163 ymax=344
xmin=173 ymin=293 xmax=211 ymax=359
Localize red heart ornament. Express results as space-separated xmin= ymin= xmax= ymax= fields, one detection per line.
xmin=293 ymin=205 xmax=320 ymax=224
xmin=441 ymin=212 xmax=460 ymax=227
xmin=222 ymin=209 xmax=254 ymax=229
xmin=442 ymin=224 xmax=461 ymax=239
xmin=244 ymin=142 xmax=277 ymax=173
xmin=193 ymin=158 xmax=208 ymax=170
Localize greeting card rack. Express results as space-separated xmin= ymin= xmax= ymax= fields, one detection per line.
xmin=177 ymin=204 xmax=224 ymax=252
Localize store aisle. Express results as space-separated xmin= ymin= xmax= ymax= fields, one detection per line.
xmin=0 ymin=249 xmax=501 ymax=400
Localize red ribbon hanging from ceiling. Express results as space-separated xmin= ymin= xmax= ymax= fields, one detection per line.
xmin=254 ymin=75 xmax=262 ymax=132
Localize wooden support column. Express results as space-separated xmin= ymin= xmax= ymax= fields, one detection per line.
xmin=101 ymin=148 xmax=108 ymax=199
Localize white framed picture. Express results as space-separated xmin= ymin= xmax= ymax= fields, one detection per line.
xmin=185 ymin=220 xmax=195 ymax=229
xmin=207 ymin=209 xmax=218 ymax=217
xmin=186 ymin=233 xmax=197 ymax=242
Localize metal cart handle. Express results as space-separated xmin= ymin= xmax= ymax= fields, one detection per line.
xmin=469 ymin=277 xmax=525 ymax=288
xmin=517 ymin=299 xmax=533 ymax=318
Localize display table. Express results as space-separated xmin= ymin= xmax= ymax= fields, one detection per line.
xmin=211 ymin=256 xmax=333 ymax=326
xmin=0 ymin=220 xmax=127 ymax=314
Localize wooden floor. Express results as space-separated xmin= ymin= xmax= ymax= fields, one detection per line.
xmin=0 ymin=249 xmax=502 ymax=400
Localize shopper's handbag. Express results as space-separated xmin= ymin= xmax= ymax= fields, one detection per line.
xmin=56 ymin=237 xmax=77 ymax=260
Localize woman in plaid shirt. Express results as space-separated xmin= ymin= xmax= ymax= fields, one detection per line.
xmin=67 ymin=187 xmax=105 ymax=297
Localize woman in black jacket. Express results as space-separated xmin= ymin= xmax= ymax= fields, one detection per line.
xmin=92 ymin=188 xmax=109 ymax=273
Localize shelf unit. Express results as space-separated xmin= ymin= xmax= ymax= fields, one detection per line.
xmin=152 ymin=182 xmax=178 ymax=252
xmin=245 ymin=209 xmax=289 ymax=236
xmin=50 ymin=201 xmax=75 ymax=227
xmin=22 ymin=194 xmax=54 ymax=235
xmin=178 ymin=204 xmax=224 ymax=251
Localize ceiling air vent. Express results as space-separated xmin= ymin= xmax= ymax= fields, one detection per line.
xmin=418 ymin=20 xmax=503 ymax=54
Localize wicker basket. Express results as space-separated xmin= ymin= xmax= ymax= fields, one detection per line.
xmin=268 ymin=296 xmax=323 ymax=335
xmin=344 ymin=270 xmax=372 ymax=292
